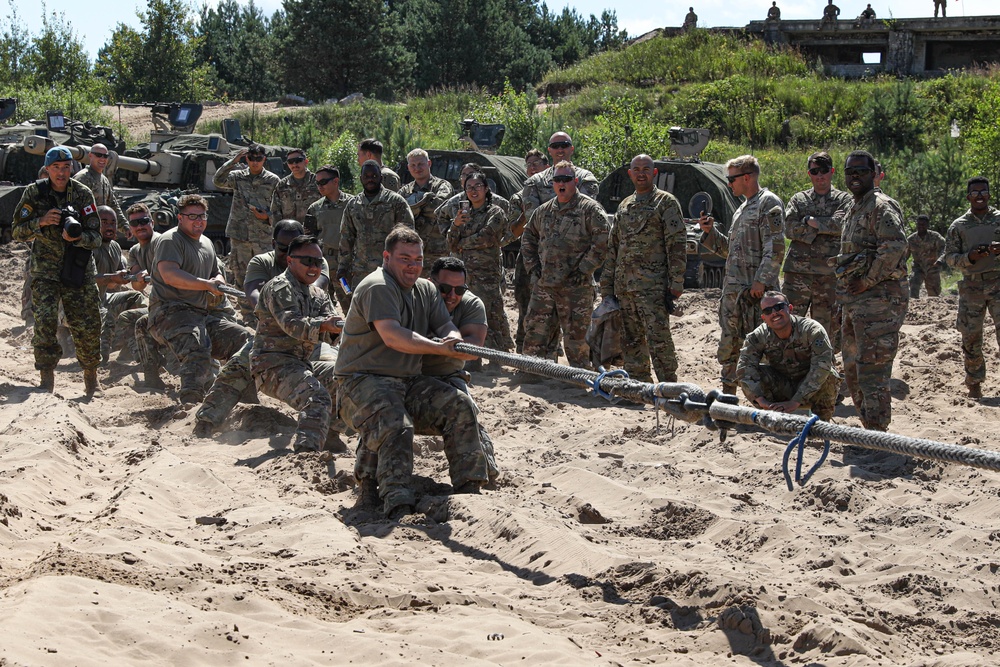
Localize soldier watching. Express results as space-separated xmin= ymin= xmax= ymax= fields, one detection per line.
xmin=944 ymin=177 xmax=1000 ymax=399
xmin=699 ymin=154 xmax=785 ymax=394
xmin=73 ymin=142 xmax=127 ymax=235
xmin=305 ymin=165 xmax=353 ymax=312
xmin=822 ymin=0 xmax=841 ymax=25
xmin=737 ymin=291 xmax=839 ymax=421
xmin=269 ymin=148 xmax=319 ymax=225
xmin=357 ymin=138 xmax=401 ymax=192
xmin=601 ymin=154 xmax=686 ymax=383
xmin=509 ymin=149 xmax=548 ymax=352
xmin=337 ymin=160 xmax=414 ymax=295
xmin=521 ymin=160 xmax=609 ymax=369
xmin=521 ymin=132 xmax=599 ymax=219
xmin=907 ymin=214 xmax=946 ymax=298
xmin=12 ymin=146 xmax=103 ymax=395
xmin=838 ymin=150 xmax=908 ymax=430
xmin=400 ymin=148 xmax=454 ymax=270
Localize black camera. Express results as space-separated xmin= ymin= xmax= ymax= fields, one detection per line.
xmin=61 ymin=206 xmax=82 ymax=238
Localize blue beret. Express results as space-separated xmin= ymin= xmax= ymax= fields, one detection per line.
xmin=44 ymin=146 xmax=73 ymax=166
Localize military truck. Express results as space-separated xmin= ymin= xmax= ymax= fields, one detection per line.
xmin=596 ymin=128 xmax=741 ymax=289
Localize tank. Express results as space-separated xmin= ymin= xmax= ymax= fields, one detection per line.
xmin=595 ymin=129 xmax=741 ymax=289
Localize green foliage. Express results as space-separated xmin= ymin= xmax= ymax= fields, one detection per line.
xmin=889 ymin=138 xmax=970 ymax=233
xmin=858 ymin=80 xmax=927 ymax=154
xmin=573 ymin=96 xmax=671 ymax=177
xmin=27 ymin=6 xmax=91 ymax=88
xmin=6 ymin=84 xmax=111 ymax=125
xmin=315 ymin=132 xmax=361 ymax=192
xmin=197 ymin=0 xmax=280 ymax=100
xmin=965 ymin=81 xmax=1000 ymax=187
xmin=470 ymin=81 xmax=547 ymax=157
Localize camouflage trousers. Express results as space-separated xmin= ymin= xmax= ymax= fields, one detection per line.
xmin=148 ymin=305 xmax=252 ymax=401
xmin=956 ymin=276 xmax=1000 ymax=387
xmin=718 ymin=286 xmax=761 ymax=387
xmin=782 ymin=272 xmax=840 ymax=348
xmin=337 ymin=374 xmax=488 ymax=515
xmin=31 ymin=277 xmax=101 ymax=371
xmin=227 ymin=240 xmax=259 ymax=326
xmin=196 ymin=338 xmax=258 ymax=425
xmin=101 ymin=290 xmax=147 ymax=360
xmin=254 ymin=358 xmax=335 ymax=452
xmin=470 ymin=275 xmax=513 ymax=352
xmin=739 ymin=366 xmax=839 ymax=421
xmin=523 ymin=283 xmax=594 ymax=368
xmin=909 ymin=262 xmax=942 ymax=298
xmin=513 ymin=255 xmax=558 ymax=354
xmin=618 ymin=290 xmax=677 ymax=383
xmin=841 ymin=280 xmax=908 ymax=431
xmin=133 ymin=310 xmax=177 ymax=377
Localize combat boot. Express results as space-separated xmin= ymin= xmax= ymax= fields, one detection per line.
xmin=722 ymin=383 xmax=737 ymax=396
xmin=84 ymin=369 xmax=103 ymax=397
xmin=969 ymin=383 xmax=982 ymax=399
xmin=39 ymin=368 xmax=55 ymax=392
xmin=354 ymin=478 xmax=380 ymax=509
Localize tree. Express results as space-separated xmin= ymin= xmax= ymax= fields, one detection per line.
xmin=0 ymin=0 xmax=33 ymax=89
xmin=27 ymin=6 xmax=91 ymax=88
xmin=198 ymin=0 xmax=280 ymax=100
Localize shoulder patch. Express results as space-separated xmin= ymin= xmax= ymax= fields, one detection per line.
xmin=82 ymin=203 xmax=96 ymax=217
xmin=19 ymin=204 xmax=33 ymax=219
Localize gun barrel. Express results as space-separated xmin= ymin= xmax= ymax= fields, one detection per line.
xmin=22 ymin=135 xmax=161 ymax=176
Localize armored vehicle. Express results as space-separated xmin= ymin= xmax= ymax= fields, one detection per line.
xmin=596 ymin=129 xmax=741 ymax=289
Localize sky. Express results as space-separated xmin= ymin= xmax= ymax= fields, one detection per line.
xmin=3 ymin=0 xmax=994 ymax=62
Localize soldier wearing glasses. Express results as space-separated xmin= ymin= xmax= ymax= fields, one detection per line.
xmin=737 ymin=291 xmax=838 ymax=422
xmin=781 ymin=151 xmax=852 ymax=343
xmin=73 ymin=142 xmax=127 ymax=234
xmin=698 ymin=154 xmax=785 ymax=394
xmin=148 ymin=194 xmax=252 ymax=404
xmin=944 ymin=177 xmax=1000 ymax=399
xmin=213 ymin=144 xmax=280 ymax=287
xmin=269 ymin=148 xmax=320 ymax=227
xmin=838 ymin=150 xmax=908 ymax=430
xmin=400 ymin=148 xmax=454 ymax=270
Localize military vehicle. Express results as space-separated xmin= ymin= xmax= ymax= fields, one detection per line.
xmin=596 ymin=128 xmax=742 ymax=289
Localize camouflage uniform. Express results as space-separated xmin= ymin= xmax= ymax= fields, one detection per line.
xmin=781 ymin=187 xmax=852 ymax=341
xmin=305 ymin=192 xmax=353 ymax=312
xmin=148 ymin=228 xmax=252 ymax=401
xmin=944 ymin=206 xmax=1000 ymax=388
xmin=212 ymin=157 xmax=280 ymax=285
xmin=250 ymin=269 xmax=339 ymax=452
xmin=269 ymin=171 xmax=319 ymax=226
xmin=444 ymin=201 xmax=513 ymax=351
xmin=94 ymin=238 xmax=146 ymax=359
xmin=335 ymin=268 xmax=488 ymax=515
xmin=737 ymin=315 xmax=839 ymax=421
xmin=381 ymin=165 xmax=401 ymax=193
xmin=338 ymin=186 xmax=414 ymax=287
xmin=702 ymin=188 xmax=785 ymax=387
xmin=399 ymin=176 xmax=454 ymax=270
xmin=508 ymin=190 xmax=532 ymax=351
xmin=602 ymin=186 xmax=686 ymax=382
xmin=838 ymin=190 xmax=908 ymax=431
xmin=521 ymin=192 xmax=609 ymax=368
xmin=907 ymin=229 xmax=946 ymax=297
xmin=197 ymin=251 xmax=330 ymax=426
xmin=72 ymin=166 xmax=127 ymax=234
xmin=12 ymin=179 xmax=102 ymax=371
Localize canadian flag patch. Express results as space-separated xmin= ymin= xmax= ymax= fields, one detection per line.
xmin=82 ymin=204 xmax=96 ymax=217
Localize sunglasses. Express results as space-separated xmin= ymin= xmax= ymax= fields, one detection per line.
xmin=179 ymin=212 xmax=208 ymax=221
xmin=438 ymin=283 xmax=468 ymax=296
xmin=808 ymin=166 xmax=831 ymax=176
xmin=552 ymin=175 xmax=574 ymax=183
xmin=316 ymin=176 xmax=336 ymax=187
xmin=843 ymin=167 xmax=873 ymax=177
xmin=91 ymin=152 xmax=109 ymax=159
xmin=726 ymin=172 xmax=753 ymax=184
xmin=247 ymin=154 xmax=265 ymax=162
xmin=548 ymin=141 xmax=572 ymax=149
xmin=128 ymin=216 xmax=152 ymax=227
xmin=969 ymin=189 xmax=990 ymax=197
xmin=286 ymin=157 xmax=305 ymax=165
xmin=761 ymin=302 xmax=788 ymax=316
xmin=289 ymin=255 xmax=324 ymax=267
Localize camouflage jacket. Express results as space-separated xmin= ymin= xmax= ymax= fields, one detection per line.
xmin=12 ymin=179 xmax=101 ymax=279
xmin=702 ymin=188 xmax=785 ymax=288
xmin=737 ymin=316 xmax=835 ymax=404
xmin=446 ymin=202 xmax=506 ymax=282
xmin=338 ymin=186 xmax=415 ymax=281
xmin=944 ymin=207 xmax=1000 ymax=277
xmin=72 ymin=166 xmax=127 ymax=234
xmin=521 ymin=192 xmax=609 ymax=289
xmin=521 ymin=166 xmax=599 ymax=218
xmin=305 ymin=192 xmax=353 ymax=260
xmin=212 ymin=158 xmax=280 ymax=244
xmin=251 ymin=268 xmax=337 ymax=374
xmin=94 ymin=239 xmax=126 ymax=299
xmin=838 ymin=189 xmax=908 ymax=291
xmin=906 ymin=230 xmax=945 ymax=270
xmin=381 ymin=165 xmax=402 ymax=192
xmin=269 ymin=171 xmax=320 ymax=225
xmin=782 ymin=187 xmax=852 ymax=275
xmin=602 ymin=186 xmax=686 ymax=298
xmin=400 ymin=176 xmax=453 ymax=260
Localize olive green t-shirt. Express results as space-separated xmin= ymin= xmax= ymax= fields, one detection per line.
xmin=422 ymin=292 xmax=486 ymax=377
xmin=149 ymin=227 xmax=219 ymax=313
xmin=335 ymin=267 xmax=452 ymax=377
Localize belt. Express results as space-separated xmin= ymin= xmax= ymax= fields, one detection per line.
xmin=964 ymin=269 xmax=1000 ymax=282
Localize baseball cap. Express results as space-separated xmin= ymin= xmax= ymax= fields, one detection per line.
xmin=44 ymin=146 xmax=73 ymax=166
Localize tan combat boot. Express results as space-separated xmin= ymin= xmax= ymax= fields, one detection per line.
xmin=39 ymin=368 xmax=55 ymax=392
xmin=84 ymin=368 xmax=103 ymax=397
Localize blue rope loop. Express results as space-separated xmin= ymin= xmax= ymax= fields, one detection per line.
xmin=591 ymin=368 xmax=630 ymax=401
xmin=782 ymin=414 xmax=832 ymax=491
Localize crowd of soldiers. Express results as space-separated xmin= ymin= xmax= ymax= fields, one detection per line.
xmin=10 ymin=130 xmax=999 ymax=519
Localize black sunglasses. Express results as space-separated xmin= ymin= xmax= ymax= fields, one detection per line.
xmin=969 ymin=189 xmax=990 ymax=197
xmin=247 ymin=154 xmax=265 ymax=162
xmin=316 ymin=176 xmax=336 ymax=187
xmin=726 ymin=172 xmax=753 ymax=184
xmin=286 ymin=157 xmax=305 ymax=164
xmin=552 ymin=175 xmax=574 ymax=183
xmin=761 ymin=302 xmax=788 ymax=316
xmin=548 ymin=141 xmax=572 ymax=149
xmin=808 ymin=166 xmax=831 ymax=176
xmin=843 ymin=167 xmax=873 ymax=177
xmin=289 ymin=255 xmax=323 ymax=267
xmin=90 ymin=152 xmax=109 ymax=159
xmin=438 ymin=284 xmax=468 ymax=296
xmin=128 ymin=216 xmax=152 ymax=227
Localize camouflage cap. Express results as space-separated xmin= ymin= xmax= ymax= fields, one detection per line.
xmin=44 ymin=146 xmax=73 ymax=166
